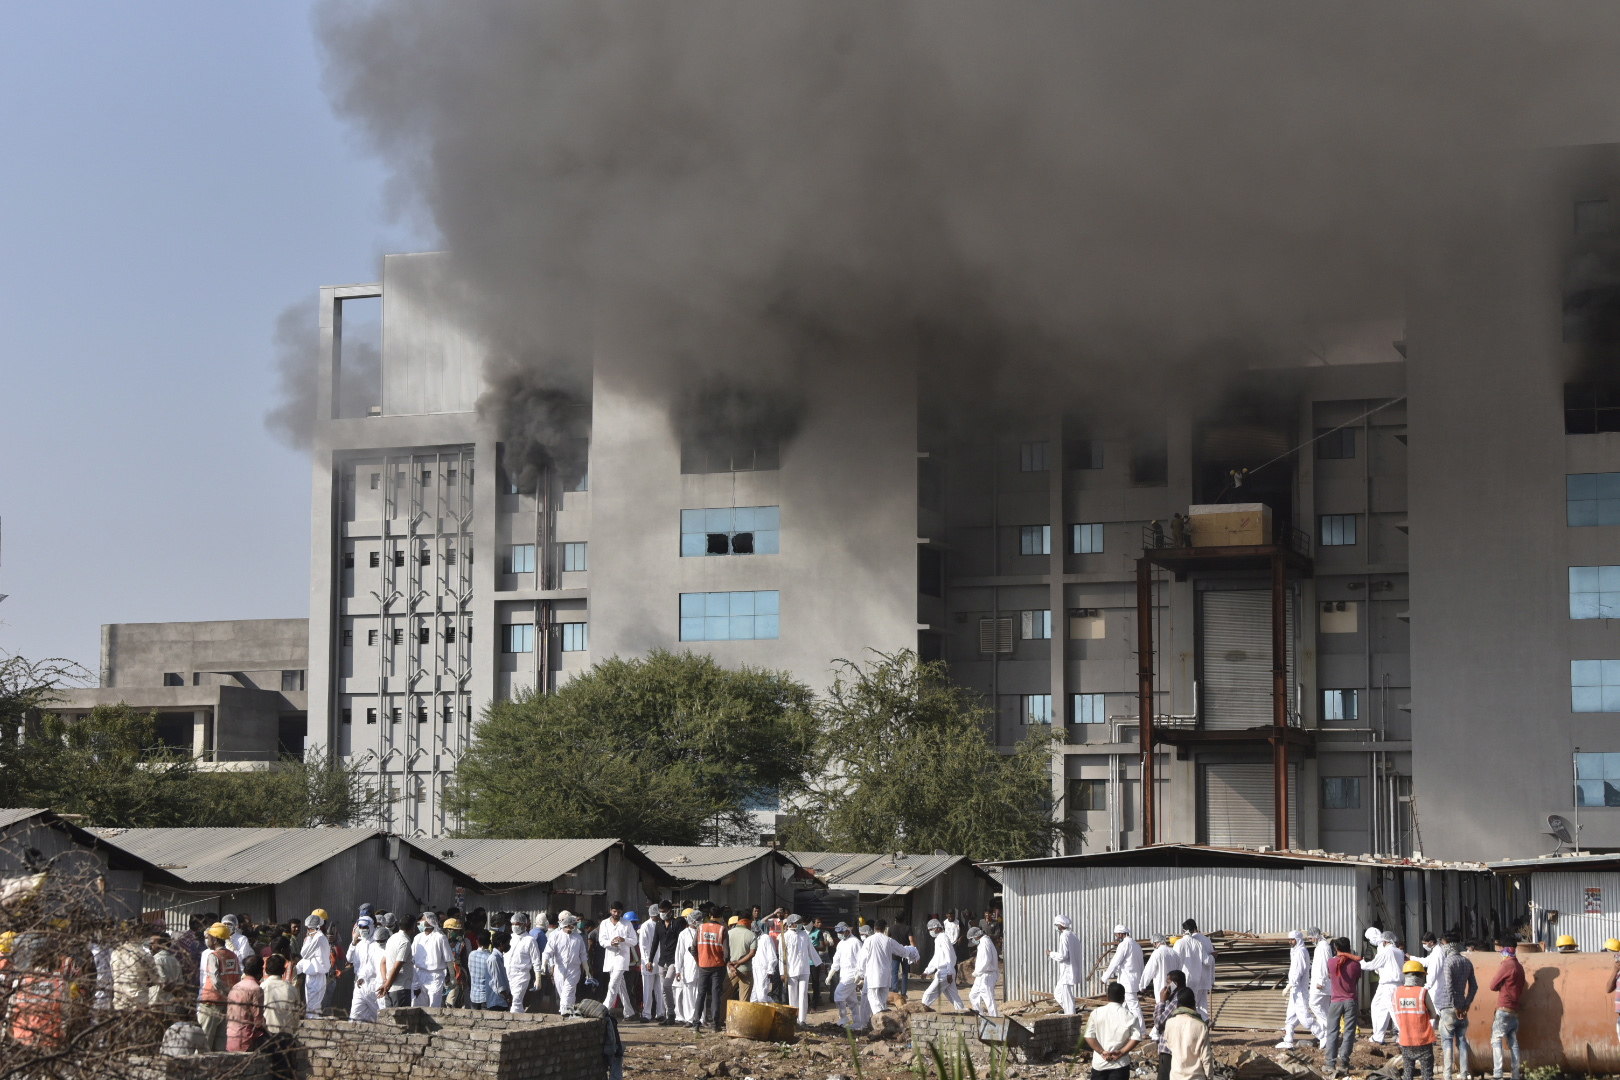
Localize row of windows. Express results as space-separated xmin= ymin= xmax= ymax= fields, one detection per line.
xmin=1019 ymin=524 xmax=1106 ymax=556
xmin=680 ymin=507 xmax=781 ymax=557
xmin=342 ymin=701 xmax=471 ymax=725
xmin=502 ymin=542 xmax=588 ymax=574
xmin=365 ymin=467 xmax=468 ymax=490
xmin=1019 ymin=689 xmax=1363 ymax=727
xmin=499 ymin=623 xmax=588 ymax=653
xmin=344 ymin=546 xmax=468 ymax=570
xmin=1070 ymin=775 xmax=1364 ymax=812
xmin=345 ymin=624 xmax=470 ymax=646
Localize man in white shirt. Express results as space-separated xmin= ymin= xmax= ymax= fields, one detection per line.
xmin=921 ymin=918 xmax=965 ymax=1011
xmin=780 ymin=914 xmax=820 ymax=1023
xmin=1141 ymin=933 xmax=1176 ymax=1035
xmin=672 ymin=912 xmax=700 ymax=1024
xmin=828 ymin=922 xmax=865 ymax=1029
xmin=1049 ymin=914 xmax=1084 ymax=1015
xmin=968 ymin=925 xmax=1000 ymax=1017
xmin=637 ymin=908 xmax=664 ymax=1021
xmin=860 ymin=922 xmax=920 ymax=1027
xmin=222 ymin=915 xmax=253 ymax=969
xmin=506 ymin=912 xmax=542 ymax=1013
xmin=943 ymin=914 xmax=961 ymax=946
xmin=297 ymin=913 xmax=331 ymax=1019
xmin=751 ymin=919 xmax=780 ymax=1004
xmin=379 ymin=913 xmax=414 ymax=1009
xmin=347 ymin=918 xmax=382 ymax=1023
xmin=596 ymin=902 xmax=637 ymax=1018
xmin=1174 ymin=919 xmax=1215 ymax=1014
xmin=1102 ymin=924 xmax=1145 ymax=1029
xmin=1308 ymin=927 xmax=1334 ymax=1034
xmin=1084 ymin=981 xmax=1146 ymax=1080
xmin=1366 ymin=930 xmax=1405 ymax=1044
xmin=541 ymin=913 xmax=589 ymax=1014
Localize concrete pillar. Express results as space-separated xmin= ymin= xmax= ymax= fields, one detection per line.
xmin=193 ymin=709 xmax=212 ymax=760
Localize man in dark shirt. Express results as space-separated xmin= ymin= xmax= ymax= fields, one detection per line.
xmin=1324 ymin=937 xmax=1363 ymax=1079
xmin=1490 ymin=938 xmax=1525 ymax=1080
xmin=889 ymin=919 xmax=914 ymax=1002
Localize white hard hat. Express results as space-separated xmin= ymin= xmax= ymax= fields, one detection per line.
xmin=1053 ymin=915 xmax=1072 ymax=929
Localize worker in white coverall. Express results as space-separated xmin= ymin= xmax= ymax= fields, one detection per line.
xmin=1141 ymin=933 xmax=1177 ymax=1036
xmin=541 ymin=914 xmax=588 ymax=1014
xmin=347 ymin=917 xmax=382 ymax=1023
xmin=943 ymin=914 xmax=961 ymax=946
xmin=506 ymin=912 xmax=541 ymax=1012
xmin=861 ymin=924 xmax=920 ymax=1025
xmin=1307 ymin=927 xmax=1334 ymax=1033
xmin=1048 ymin=914 xmax=1084 ymax=1015
xmin=1278 ymin=929 xmax=1324 ymax=1048
xmin=412 ymin=913 xmax=454 ymax=1007
xmin=637 ymin=909 xmax=664 ymax=1020
xmin=597 ymin=905 xmax=637 ymax=1017
xmin=781 ymin=914 xmax=820 ymax=1023
xmin=750 ymin=920 xmax=779 ymax=1004
xmin=1101 ymin=923 xmax=1145 ymax=1029
xmin=968 ymin=925 xmax=999 ymax=1017
xmin=673 ymin=912 xmax=700 ymax=1024
xmin=1366 ymin=930 xmax=1406 ymax=1044
xmin=1175 ymin=920 xmax=1215 ymax=1014
xmin=828 ymin=922 xmax=866 ymax=1029
xmin=921 ymin=918 xmax=965 ymax=1010
xmin=297 ymin=913 xmax=331 ymax=1019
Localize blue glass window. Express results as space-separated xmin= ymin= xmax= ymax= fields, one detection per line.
xmin=1572 ymin=660 xmax=1620 ymax=712
xmin=1568 ymin=473 xmax=1620 ymax=527
xmin=679 ymin=591 xmax=781 ymax=641
xmin=680 ymin=506 xmax=780 ymax=557
xmin=1571 ymin=566 xmax=1620 ymax=619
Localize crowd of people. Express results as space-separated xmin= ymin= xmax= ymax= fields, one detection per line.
xmin=1055 ymin=920 xmax=1574 ymax=1080
xmin=0 ymin=900 xmax=1006 ymax=1061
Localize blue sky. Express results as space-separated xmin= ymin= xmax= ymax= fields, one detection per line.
xmin=0 ymin=4 xmax=428 ymax=671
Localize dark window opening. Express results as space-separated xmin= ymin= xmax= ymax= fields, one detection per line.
xmin=680 ymin=438 xmax=781 ymax=474
xmin=342 ymin=708 xmax=352 ymax=725
xmin=366 ymin=708 xmax=377 ymax=724
xmin=919 ymin=547 xmax=944 ymax=598
xmin=1130 ymin=436 xmax=1168 ymax=486
xmin=342 ymin=630 xmax=353 ymax=646
xmin=706 ymin=533 xmax=730 ymax=555
xmin=1566 ymin=383 xmax=1620 ymax=434
xmin=416 ymin=707 xmax=428 ymax=723
xmin=280 ymin=670 xmax=305 ymax=692
xmin=389 ymin=707 xmax=401 ymax=723
xmin=1316 ymin=427 xmax=1357 ymax=460
xmin=443 ymin=705 xmax=454 ymax=723
xmin=367 ymin=629 xmax=379 ymax=646
xmin=418 ymin=549 xmax=431 ymax=566
xmin=152 ymin=713 xmax=193 ymax=752
xmin=417 ymin=627 xmax=430 ymax=644
xmin=393 ymin=550 xmax=405 ymax=567
xmin=445 ymin=625 xmax=456 ymax=643
xmin=369 ymin=551 xmax=380 ymax=568
xmin=343 ymin=553 xmax=355 ymax=569
xmin=276 ymin=716 xmax=306 ymax=758
xmin=391 ymin=629 xmax=404 ymax=645
xmin=730 ymin=532 xmax=755 ymax=555
xmin=1067 ymin=439 xmax=1105 ymax=470
xmin=162 ymin=672 xmax=184 ymax=687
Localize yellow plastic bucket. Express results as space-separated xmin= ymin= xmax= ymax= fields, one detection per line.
xmin=724 ymin=999 xmax=780 ymax=1040
xmin=768 ymin=1003 xmax=798 ymax=1041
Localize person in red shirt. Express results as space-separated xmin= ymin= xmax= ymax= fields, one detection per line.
xmin=226 ymin=955 xmax=266 ymax=1053
xmin=1395 ymin=959 xmax=1439 ymax=1080
xmin=1489 ymin=938 xmax=1525 ymax=1080
xmin=1323 ymin=937 xmax=1363 ymax=1079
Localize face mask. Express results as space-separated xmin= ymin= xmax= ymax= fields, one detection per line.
xmin=418 ymin=923 xmax=427 ymax=934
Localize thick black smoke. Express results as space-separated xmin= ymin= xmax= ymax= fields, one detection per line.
xmin=314 ymin=2 xmax=1620 ymax=441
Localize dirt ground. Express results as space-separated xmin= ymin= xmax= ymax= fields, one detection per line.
xmin=616 ymin=983 xmax=1404 ymax=1080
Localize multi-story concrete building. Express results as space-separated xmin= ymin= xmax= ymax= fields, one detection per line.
xmin=54 ymin=618 xmax=309 ymax=768
xmin=304 ymin=147 xmax=1620 ymax=858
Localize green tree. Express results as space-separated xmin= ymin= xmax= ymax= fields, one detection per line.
xmin=193 ymin=747 xmax=390 ymax=828
xmin=16 ymin=703 xmax=206 ymax=827
xmin=449 ymin=649 xmax=817 ymax=843
xmin=781 ymin=650 xmax=1069 ymax=861
xmin=0 ymin=653 xmax=90 ymax=808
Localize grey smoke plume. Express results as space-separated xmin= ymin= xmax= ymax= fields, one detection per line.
xmin=315 ymin=2 xmax=1620 ymax=437
xmin=265 ymin=301 xmax=380 ymax=450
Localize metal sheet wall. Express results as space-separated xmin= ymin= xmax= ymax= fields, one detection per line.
xmin=1200 ymin=591 xmax=1295 ymax=729
xmin=1001 ymin=863 xmax=1360 ymax=999
xmin=1198 ymin=763 xmax=1298 ymax=849
xmin=1519 ymin=872 xmax=1620 ymax=952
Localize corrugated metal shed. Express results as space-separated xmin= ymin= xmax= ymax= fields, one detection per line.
xmin=0 ymin=807 xmax=49 ymax=830
xmin=790 ymin=851 xmax=983 ymax=897
xmin=431 ymin=838 xmax=671 ymax=887
xmin=91 ymin=826 xmax=387 ymax=885
xmin=641 ymin=845 xmax=786 ymax=883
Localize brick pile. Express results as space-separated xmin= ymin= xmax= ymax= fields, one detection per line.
xmin=297 ymin=1007 xmax=606 ymax=1080
xmin=911 ymin=1009 xmax=1086 ymax=1065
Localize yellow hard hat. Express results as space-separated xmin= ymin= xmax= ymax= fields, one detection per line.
xmin=443 ymin=918 xmax=462 ymax=930
xmin=1606 ymin=938 xmax=1620 ymax=952
xmin=1402 ymin=960 xmax=1425 ymax=974
xmin=1557 ymin=935 xmax=1578 ymax=949
xmin=681 ymin=908 xmax=694 ymax=918
xmin=0 ymin=931 xmax=15 ymax=955
xmin=207 ymin=922 xmax=230 ymax=940
xmin=313 ymin=908 xmax=329 ymax=921
xmin=727 ymin=915 xmax=739 ymax=925
xmin=1169 ymin=936 xmax=1182 ymax=946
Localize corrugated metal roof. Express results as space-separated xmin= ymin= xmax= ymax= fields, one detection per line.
xmin=429 ymin=838 xmax=621 ymax=886
xmin=1491 ymin=852 xmax=1620 ymax=872
xmin=0 ymin=808 xmax=49 ymax=830
xmin=989 ymin=843 xmax=1487 ymax=871
xmin=640 ymin=845 xmax=784 ymax=882
xmin=788 ymin=851 xmax=975 ymax=897
xmin=90 ymin=827 xmax=380 ymax=885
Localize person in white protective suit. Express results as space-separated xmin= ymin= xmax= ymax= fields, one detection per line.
xmin=637 ymin=909 xmax=664 ymax=1021
xmin=943 ymin=913 xmax=962 ymax=946
xmin=297 ymin=912 xmax=331 ymax=1019
xmin=780 ymin=914 xmax=821 ymax=1023
xmin=670 ymin=912 xmax=700 ymax=1024
xmin=1048 ymin=915 xmax=1084 ymax=1015
xmin=1307 ymin=927 xmax=1334 ymax=1034
xmin=1101 ymin=924 xmax=1146 ymax=1029
xmin=1174 ymin=919 xmax=1215 ymax=1014
xmin=1366 ymin=930 xmax=1405 ymax=1044
xmin=968 ymin=925 xmax=1000 ymax=1017
xmin=412 ymin=912 xmax=454 ymax=1007
xmin=541 ymin=913 xmax=589 ymax=1014
xmin=346 ymin=916 xmax=383 ymax=1023
xmin=222 ymin=916 xmax=253 ymax=969
xmin=750 ymin=919 xmax=780 ymax=1004
xmin=1141 ymin=933 xmax=1177 ymax=1036
xmin=505 ymin=912 xmax=542 ymax=1013
xmin=827 ymin=922 xmax=867 ymax=1029
xmin=861 ymin=922 xmax=920 ymax=1025
xmin=921 ymin=918 xmax=965 ymax=1011
xmin=1278 ymin=929 xmax=1325 ymax=1048
xmin=597 ymin=903 xmax=638 ymax=1018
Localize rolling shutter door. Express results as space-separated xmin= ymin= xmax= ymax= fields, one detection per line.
xmin=1199 ymin=762 xmax=1299 ymax=849
xmin=1201 ymin=590 xmax=1295 ymax=729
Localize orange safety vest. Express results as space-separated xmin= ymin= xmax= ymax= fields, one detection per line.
xmin=697 ymin=922 xmax=726 ymax=969
xmin=199 ymin=946 xmax=241 ymax=1004
xmin=1394 ymin=984 xmax=1435 ymax=1047
xmin=10 ymin=973 xmax=65 ymax=1048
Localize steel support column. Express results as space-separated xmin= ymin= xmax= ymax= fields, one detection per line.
xmin=1271 ymin=550 xmax=1290 ymax=850
xmin=1136 ymin=557 xmax=1156 ymax=847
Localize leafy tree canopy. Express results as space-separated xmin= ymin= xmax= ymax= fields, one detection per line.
xmin=449 ymin=649 xmax=817 ymax=844
xmin=781 ymin=650 xmax=1070 ymax=861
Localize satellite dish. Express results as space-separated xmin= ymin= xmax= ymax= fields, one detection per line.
xmin=1548 ymin=814 xmax=1578 ymax=851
